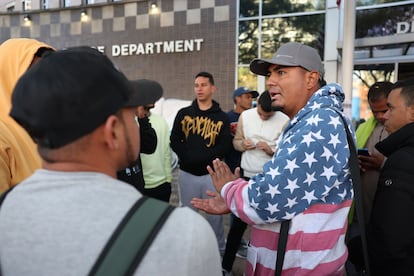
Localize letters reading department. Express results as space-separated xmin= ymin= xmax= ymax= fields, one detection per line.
xmin=95 ymin=38 xmax=204 ymax=57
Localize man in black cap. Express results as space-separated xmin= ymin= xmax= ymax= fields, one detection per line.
xmin=133 ymin=79 xmax=173 ymax=203
xmin=225 ymin=87 xmax=259 ymax=173
xmin=117 ymin=80 xmax=158 ymax=193
xmin=0 ymin=47 xmax=222 ymax=275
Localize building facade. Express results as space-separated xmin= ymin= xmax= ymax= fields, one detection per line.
xmin=1 ymin=0 xmax=414 ymax=119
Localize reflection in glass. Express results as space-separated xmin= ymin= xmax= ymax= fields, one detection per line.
xmin=261 ymin=14 xmax=325 ymax=60
xmin=239 ymin=20 xmax=259 ymax=65
xmin=263 ymin=0 xmax=325 ymax=15
xmin=356 ymin=0 xmax=403 ymax=7
xmin=238 ymin=66 xmax=258 ymax=91
xmin=240 ymin=0 xmax=259 ymax=18
xmin=352 ymin=66 xmax=395 ymax=121
xmin=356 ymin=3 xmax=414 ymax=39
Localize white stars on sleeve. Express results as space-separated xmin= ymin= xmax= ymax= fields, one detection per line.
xmin=321 ymin=185 xmax=330 ymax=197
xmin=328 ymin=133 xmax=341 ymax=149
xmin=302 ymin=132 xmax=315 ymax=147
xmin=338 ymin=189 xmax=347 ymax=199
xmin=285 ymin=158 xmax=300 ymax=174
xmin=303 ymin=152 xmax=317 ymax=168
xmin=308 ymin=101 xmax=323 ymax=111
xmin=285 ymin=178 xmax=299 ymax=193
xmin=255 ymin=185 xmax=262 ymax=197
xmin=265 ymin=202 xmax=280 ymax=215
xmin=287 ymin=144 xmax=297 ymax=155
xmin=285 ymin=197 xmax=298 ymax=208
xmin=328 ymin=115 xmax=341 ymax=129
xmin=283 ymin=212 xmax=296 ymax=220
xmin=245 ymin=93 xmax=354 ymax=223
xmin=284 ymin=134 xmax=293 ymax=144
xmin=250 ymin=198 xmax=260 ymax=210
xmin=266 ymin=166 xmax=281 ymax=180
xmin=265 ymin=184 xmax=281 ymax=198
xmin=321 ymin=146 xmax=334 ymax=162
xmin=306 ymin=114 xmax=323 ymax=126
xmin=265 ymin=216 xmax=279 ymax=223
xmin=312 ymin=130 xmax=324 ymax=140
xmin=329 ymin=85 xmax=337 ymax=93
xmin=302 ymin=190 xmax=317 ymax=204
xmin=304 ymin=172 xmax=317 ymax=186
xmin=321 ymin=166 xmax=337 ymax=181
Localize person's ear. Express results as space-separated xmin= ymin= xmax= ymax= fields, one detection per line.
xmin=103 ymin=115 xmax=121 ymax=150
xmin=409 ymin=104 xmax=414 ymax=122
xmin=306 ymin=71 xmax=319 ymax=88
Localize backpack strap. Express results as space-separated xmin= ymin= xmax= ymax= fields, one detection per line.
xmin=0 ymin=186 xmax=17 ymax=276
xmin=334 ymin=110 xmax=371 ymax=275
xmin=89 ymin=196 xmax=174 ymax=276
xmin=275 ymin=220 xmax=290 ymax=276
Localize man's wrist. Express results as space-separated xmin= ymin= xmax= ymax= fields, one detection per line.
xmin=220 ymin=181 xmax=233 ymax=197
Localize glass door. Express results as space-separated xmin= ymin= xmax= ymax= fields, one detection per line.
xmin=351 ymin=63 xmax=395 ymax=125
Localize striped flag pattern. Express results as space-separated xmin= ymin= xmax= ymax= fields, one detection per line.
xmin=222 ymin=84 xmax=354 ymax=275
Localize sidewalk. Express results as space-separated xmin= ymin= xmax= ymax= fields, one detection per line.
xmin=169 ymin=167 xmax=248 ymax=276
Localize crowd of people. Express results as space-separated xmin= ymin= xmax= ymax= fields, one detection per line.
xmin=0 ymin=37 xmax=414 ymax=276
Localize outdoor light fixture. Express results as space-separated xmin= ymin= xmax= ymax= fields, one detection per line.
xmin=80 ymin=8 xmax=87 ymax=17
xmin=23 ymin=14 xmax=31 ymax=22
xmin=151 ymin=0 xmax=157 ymax=9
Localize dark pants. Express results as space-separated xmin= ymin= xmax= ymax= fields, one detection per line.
xmin=142 ymin=182 xmax=171 ymax=203
xmin=222 ymin=213 xmax=248 ymax=271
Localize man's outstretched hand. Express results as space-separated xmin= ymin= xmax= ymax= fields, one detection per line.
xmin=191 ymin=190 xmax=231 ymax=215
xmin=207 ymin=158 xmax=240 ymax=193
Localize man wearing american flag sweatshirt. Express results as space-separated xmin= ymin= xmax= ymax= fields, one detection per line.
xmin=192 ymin=42 xmax=354 ymax=276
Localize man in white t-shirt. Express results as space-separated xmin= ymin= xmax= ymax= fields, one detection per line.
xmin=233 ymin=91 xmax=289 ymax=178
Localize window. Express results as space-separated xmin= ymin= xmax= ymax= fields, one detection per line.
xmin=61 ymin=0 xmax=70 ymax=8
xmin=41 ymin=0 xmax=48 ymax=9
xmin=22 ymin=0 xmax=31 ymax=11
xmin=237 ymin=0 xmax=325 ymax=89
xmin=263 ymin=0 xmax=325 ymax=15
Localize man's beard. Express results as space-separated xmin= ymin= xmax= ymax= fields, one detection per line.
xmin=122 ymin=122 xmax=140 ymax=168
xmin=271 ymin=101 xmax=283 ymax=112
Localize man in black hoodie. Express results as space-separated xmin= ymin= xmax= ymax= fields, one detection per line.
xmin=368 ymin=78 xmax=414 ymax=275
xmin=170 ymin=71 xmax=231 ymax=255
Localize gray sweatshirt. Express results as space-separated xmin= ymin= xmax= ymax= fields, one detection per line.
xmin=0 ymin=170 xmax=221 ymax=276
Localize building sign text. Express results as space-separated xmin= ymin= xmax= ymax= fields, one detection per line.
xmin=95 ymin=38 xmax=204 ymax=57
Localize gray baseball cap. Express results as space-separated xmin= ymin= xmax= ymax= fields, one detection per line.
xmin=250 ymin=42 xmax=324 ymax=77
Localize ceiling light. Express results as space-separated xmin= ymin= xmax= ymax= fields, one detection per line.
xmin=151 ymin=0 xmax=157 ymax=9
xmin=23 ymin=14 xmax=31 ymax=22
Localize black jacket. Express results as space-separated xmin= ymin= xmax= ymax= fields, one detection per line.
xmin=170 ymin=100 xmax=231 ymax=176
xmin=117 ymin=116 xmax=157 ymax=192
xmin=368 ymin=122 xmax=414 ymax=275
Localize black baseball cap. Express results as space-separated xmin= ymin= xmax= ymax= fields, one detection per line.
xmin=10 ymin=46 xmax=142 ymax=149
xmin=232 ymin=87 xmax=259 ymax=101
xmin=129 ymin=79 xmax=163 ymax=106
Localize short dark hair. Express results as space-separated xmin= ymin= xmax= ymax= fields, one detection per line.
xmin=318 ymin=78 xmax=327 ymax=88
xmin=368 ymin=81 xmax=393 ymax=102
xmin=257 ymin=91 xmax=272 ymax=112
xmin=34 ymin=47 xmax=54 ymax=58
xmin=392 ymin=78 xmax=414 ymax=106
xmin=195 ymin=71 xmax=214 ymax=85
